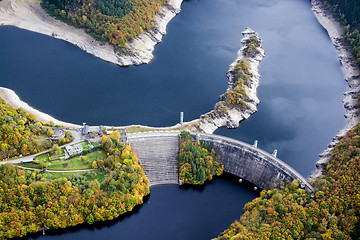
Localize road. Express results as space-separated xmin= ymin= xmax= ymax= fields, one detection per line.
xmin=0 ymin=127 xmax=91 ymax=165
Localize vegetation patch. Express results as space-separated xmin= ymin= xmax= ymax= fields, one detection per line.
xmin=224 ymin=60 xmax=251 ymax=107
xmin=0 ymin=132 xmax=149 ymax=239
xmin=178 ymin=131 xmax=223 ymax=185
xmin=0 ymin=96 xmax=73 ymax=160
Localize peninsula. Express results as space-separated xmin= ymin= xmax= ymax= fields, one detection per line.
xmin=0 ymin=0 xmax=183 ymax=66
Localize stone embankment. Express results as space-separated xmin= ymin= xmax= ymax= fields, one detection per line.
xmin=311 ymin=0 xmax=360 ymax=178
xmin=127 ymin=131 xmax=179 ymax=187
xmin=190 ymin=28 xmax=265 ymax=134
xmin=0 ymin=0 xmax=183 ymax=66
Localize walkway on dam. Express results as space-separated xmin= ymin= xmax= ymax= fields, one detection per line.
xmin=127 ymin=131 xmax=314 ymax=192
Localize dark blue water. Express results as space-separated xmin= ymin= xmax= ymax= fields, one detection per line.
xmin=22 ymin=174 xmax=256 ymax=240
xmin=0 ymin=0 xmax=347 ymax=239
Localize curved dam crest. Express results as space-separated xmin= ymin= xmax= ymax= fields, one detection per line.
xmin=127 ymin=131 xmax=314 ymax=192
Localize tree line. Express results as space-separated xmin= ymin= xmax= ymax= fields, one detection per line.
xmin=321 ymin=0 xmax=360 ymax=69
xmin=41 ymin=0 xmax=169 ymax=48
xmin=0 ymin=131 xmax=149 ymax=238
xmin=178 ymin=131 xmax=223 ymax=185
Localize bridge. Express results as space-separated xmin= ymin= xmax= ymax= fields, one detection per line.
xmin=127 ymin=131 xmax=314 ymax=192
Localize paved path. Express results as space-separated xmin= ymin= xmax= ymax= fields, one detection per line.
xmin=16 ymin=165 xmax=98 ymax=173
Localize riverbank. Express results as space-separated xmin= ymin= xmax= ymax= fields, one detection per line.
xmin=0 ymin=0 xmax=183 ymax=66
xmin=311 ymin=0 xmax=360 ymax=178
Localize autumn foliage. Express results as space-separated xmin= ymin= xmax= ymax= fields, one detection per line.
xmin=0 ymin=96 xmax=72 ymax=160
xmin=215 ymin=123 xmax=360 ymax=240
xmin=224 ymin=60 xmax=251 ymax=107
xmin=0 ymin=133 xmax=149 ymax=238
xmin=178 ymin=131 xmax=223 ymax=185
xmin=41 ymin=0 xmax=169 ymax=48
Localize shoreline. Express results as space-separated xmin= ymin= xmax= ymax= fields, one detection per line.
xmin=0 ymin=28 xmax=265 ymax=135
xmin=311 ymin=0 xmax=360 ymax=178
xmin=0 ymin=0 xmax=183 ymax=66
xmin=0 ymin=87 xmax=81 ymax=128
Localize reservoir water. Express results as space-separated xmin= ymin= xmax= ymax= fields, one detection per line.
xmin=0 ymin=0 xmax=347 ymax=239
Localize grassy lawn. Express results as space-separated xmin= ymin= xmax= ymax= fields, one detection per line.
xmin=81 ymin=142 xmax=91 ymax=151
xmin=36 ymin=153 xmax=48 ymax=162
xmin=27 ymin=170 xmax=109 ymax=183
xmin=47 ymin=150 xmax=106 ymax=170
xmin=19 ymin=150 xmax=107 ymax=171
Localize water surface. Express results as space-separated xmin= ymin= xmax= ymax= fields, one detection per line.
xmin=0 ymin=0 xmax=348 ymax=239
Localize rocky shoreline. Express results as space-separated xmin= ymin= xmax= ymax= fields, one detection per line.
xmin=0 ymin=0 xmax=183 ymax=66
xmin=311 ymin=0 xmax=360 ymax=178
xmin=189 ymin=28 xmax=265 ymax=134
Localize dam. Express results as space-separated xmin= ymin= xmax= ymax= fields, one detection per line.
xmin=127 ymin=131 xmax=314 ymax=192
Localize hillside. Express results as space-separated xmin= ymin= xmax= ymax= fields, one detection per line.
xmin=41 ymin=0 xmax=169 ymax=48
xmin=0 ymin=96 xmax=72 ymax=160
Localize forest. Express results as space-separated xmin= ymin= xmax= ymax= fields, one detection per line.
xmin=178 ymin=131 xmax=223 ymax=185
xmin=0 ymin=132 xmax=150 ymax=238
xmin=321 ymin=0 xmax=360 ymax=68
xmin=215 ymin=122 xmax=360 ymax=240
xmin=0 ymin=96 xmax=73 ymax=160
xmin=41 ymin=0 xmax=169 ymax=48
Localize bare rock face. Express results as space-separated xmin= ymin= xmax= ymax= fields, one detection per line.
xmin=311 ymin=0 xmax=360 ymax=178
xmin=115 ymin=0 xmax=183 ymax=65
xmin=193 ymin=28 xmax=265 ymax=134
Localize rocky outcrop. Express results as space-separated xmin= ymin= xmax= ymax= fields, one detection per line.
xmin=0 ymin=0 xmax=183 ymax=66
xmin=311 ymin=0 xmax=360 ymax=178
xmin=112 ymin=0 xmax=183 ymax=65
xmin=190 ymin=28 xmax=265 ymax=134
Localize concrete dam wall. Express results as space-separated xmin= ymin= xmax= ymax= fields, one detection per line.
xmin=195 ymin=133 xmax=314 ymax=192
xmin=127 ymin=131 xmax=179 ymax=187
xmin=128 ymin=131 xmax=313 ymax=192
